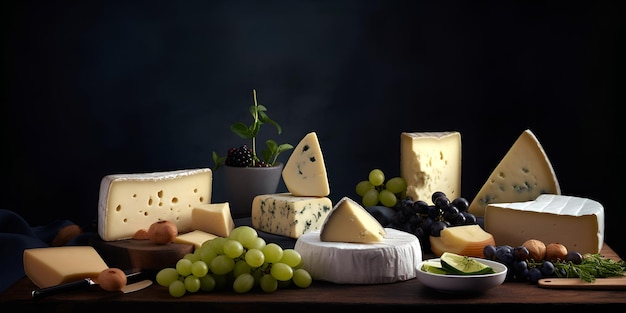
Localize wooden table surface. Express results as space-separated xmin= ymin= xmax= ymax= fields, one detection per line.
xmin=2 ymin=244 xmax=624 ymax=311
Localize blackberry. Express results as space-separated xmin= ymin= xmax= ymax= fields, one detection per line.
xmin=225 ymin=145 xmax=253 ymax=167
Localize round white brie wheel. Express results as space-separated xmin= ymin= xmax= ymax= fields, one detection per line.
xmin=294 ymin=228 xmax=422 ymax=284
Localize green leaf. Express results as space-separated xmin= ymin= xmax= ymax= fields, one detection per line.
xmin=231 ymin=122 xmax=253 ymax=139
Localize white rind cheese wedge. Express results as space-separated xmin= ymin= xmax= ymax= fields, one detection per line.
xmin=191 ymin=202 xmax=235 ymax=238
xmin=98 ymin=168 xmax=212 ymax=241
xmin=484 ymin=194 xmax=604 ymax=254
xmin=282 ymin=131 xmax=330 ymax=197
xmin=295 ymin=228 xmax=422 ymax=284
xmin=468 ymin=129 xmax=561 ymax=217
xmin=320 ymin=197 xmax=386 ymax=243
xmin=400 ymin=131 xmax=462 ymax=204
xmin=24 ymin=246 xmax=109 ymax=288
xmin=251 ymin=193 xmax=332 ymax=239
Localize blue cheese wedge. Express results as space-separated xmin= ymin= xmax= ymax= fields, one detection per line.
xmin=282 ymin=131 xmax=330 ymax=197
xmin=98 ymin=168 xmax=212 ymax=241
xmin=484 ymin=194 xmax=604 ymax=253
xmin=251 ymin=193 xmax=333 ymax=239
xmin=468 ymin=129 xmax=561 ymax=217
xmin=320 ymin=197 xmax=386 ymax=243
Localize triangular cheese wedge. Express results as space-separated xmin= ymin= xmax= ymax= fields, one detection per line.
xmin=282 ymin=131 xmax=330 ymax=197
xmin=468 ymin=129 xmax=561 ymax=217
xmin=320 ymin=197 xmax=386 ymax=243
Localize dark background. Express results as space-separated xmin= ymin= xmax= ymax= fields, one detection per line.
xmin=2 ymin=1 xmax=623 ymax=257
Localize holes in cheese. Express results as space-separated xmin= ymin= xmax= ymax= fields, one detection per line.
xmin=429 ymin=224 xmax=495 ymax=258
xmin=98 ymin=168 xmax=212 ymax=241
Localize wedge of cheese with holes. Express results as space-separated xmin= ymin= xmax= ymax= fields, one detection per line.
xmin=484 ymin=194 xmax=604 ymax=254
xmin=174 ymin=230 xmax=218 ymax=249
xmin=295 ymin=228 xmax=422 ymax=284
xmin=401 ymin=131 xmax=462 ymax=204
xmin=429 ymin=224 xmax=495 ymax=258
xmin=24 ymin=246 xmax=109 ymax=288
xmin=282 ymin=132 xmax=330 ymax=197
xmin=468 ymin=129 xmax=561 ymax=217
xmin=320 ymin=197 xmax=386 ymax=243
xmin=98 ymin=168 xmax=212 ymax=241
xmin=191 ymin=202 xmax=235 ymax=238
xmin=252 ymin=193 xmax=332 ymax=238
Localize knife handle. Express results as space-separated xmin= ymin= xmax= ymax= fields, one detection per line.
xmin=32 ymin=278 xmax=95 ymax=299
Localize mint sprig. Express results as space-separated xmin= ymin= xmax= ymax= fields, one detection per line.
xmin=212 ymin=89 xmax=293 ymax=170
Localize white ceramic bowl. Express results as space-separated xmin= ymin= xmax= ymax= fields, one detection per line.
xmin=415 ymin=257 xmax=508 ymax=294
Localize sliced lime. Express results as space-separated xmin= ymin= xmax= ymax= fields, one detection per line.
xmin=440 ymin=252 xmax=495 ymax=275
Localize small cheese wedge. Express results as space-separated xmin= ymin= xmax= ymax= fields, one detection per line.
xmin=484 ymin=194 xmax=604 ymax=254
xmin=400 ymin=131 xmax=462 ymax=204
xmin=282 ymin=132 xmax=330 ymax=197
xmin=191 ymin=202 xmax=235 ymax=238
xmin=98 ymin=168 xmax=212 ymax=241
xmin=468 ymin=129 xmax=561 ymax=217
xmin=429 ymin=224 xmax=495 ymax=258
xmin=251 ymin=193 xmax=333 ymax=238
xmin=320 ymin=197 xmax=386 ymax=243
xmin=24 ymin=246 xmax=109 ymax=288
xmin=174 ymin=230 xmax=218 ymax=249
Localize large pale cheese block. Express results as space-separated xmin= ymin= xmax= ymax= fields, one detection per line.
xmin=484 ymin=194 xmax=604 ymax=253
xmin=282 ymin=131 xmax=330 ymax=197
xmin=191 ymin=202 xmax=235 ymax=238
xmin=400 ymin=131 xmax=461 ymax=204
xmin=98 ymin=168 xmax=212 ymax=241
xmin=320 ymin=197 xmax=386 ymax=243
xmin=174 ymin=230 xmax=218 ymax=249
xmin=295 ymin=228 xmax=422 ymax=284
xmin=468 ymin=129 xmax=560 ymax=217
xmin=24 ymin=246 xmax=109 ymax=288
xmin=251 ymin=193 xmax=332 ymax=239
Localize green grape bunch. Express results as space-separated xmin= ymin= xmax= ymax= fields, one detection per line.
xmin=355 ymin=168 xmax=407 ymax=208
xmin=155 ymin=226 xmax=313 ymax=297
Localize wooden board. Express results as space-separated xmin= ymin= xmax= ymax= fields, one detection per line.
xmin=538 ymin=276 xmax=626 ymax=290
xmin=91 ymin=238 xmax=194 ymax=271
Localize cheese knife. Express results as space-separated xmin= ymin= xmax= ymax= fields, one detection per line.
xmin=31 ymin=270 xmax=152 ymax=299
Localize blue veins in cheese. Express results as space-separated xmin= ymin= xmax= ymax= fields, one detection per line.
xmin=98 ymin=168 xmax=212 ymax=241
xmin=251 ymin=193 xmax=333 ymax=239
xmin=468 ymin=129 xmax=561 ymax=217
xmin=484 ymin=194 xmax=604 ymax=254
xmin=282 ymin=131 xmax=330 ymax=197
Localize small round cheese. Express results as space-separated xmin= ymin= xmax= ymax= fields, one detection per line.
xmin=294 ymin=228 xmax=422 ymax=284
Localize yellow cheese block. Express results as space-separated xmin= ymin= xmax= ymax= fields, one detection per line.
xmin=23 ymin=246 xmax=109 ymax=288
xmin=191 ymin=202 xmax=235 ymax=238
xmin=429 ymin=225 xmax=495 ymax=258
xmin=400 ymin=131 xmax=462 ymax=204
xmin=174 ymin=230 xmax=218 ymax=249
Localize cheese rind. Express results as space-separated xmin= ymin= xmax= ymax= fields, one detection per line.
xmin=98 ymin=168 xmax=212 ymax=241
xmin=320 ymin=197 xmax=386 ymax=243
xmin=468 ymin=129 xmax=560 ymax=217
xmin=295 ymin=228 xmax=422 ymax=284
xmin=191 ymin=202 xmax=235 ymax=238
xmin=429 ymin=224 xmax=496 ymax=258
xmin=400 ymin=132 xmax=462 ymax=204
xmin=282 ymin=132 xmax=330 ymax=197
xmin=252 ymin=193 xmax=332 ymax=238
xmin=24 ymin=246 xmax=109 ymax=288
xmin=484 ymin=194 xmax=604 ymax=254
